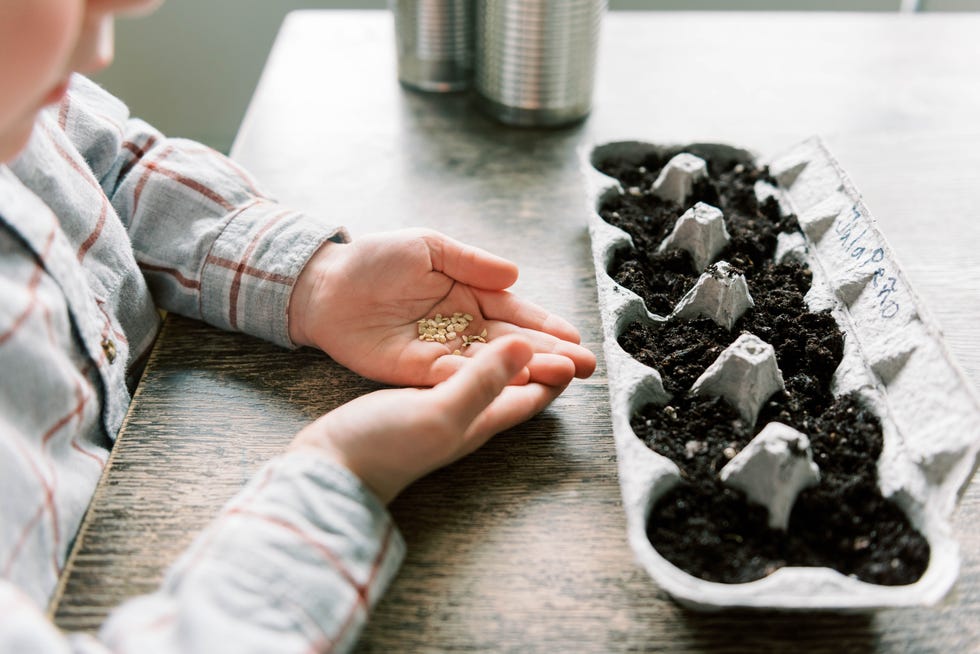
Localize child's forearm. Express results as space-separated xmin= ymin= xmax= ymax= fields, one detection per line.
xmin=0 ymin=453 xmax=402 ymax=654
xmin=100 ymin=452 xmax=405 ymax=653
xmin=56 ymin=75 xmax=350 ymax=349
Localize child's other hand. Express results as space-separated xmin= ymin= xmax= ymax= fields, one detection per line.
xmin=288 ymin=229 xmax=596 ymax=387
xmin=289 ymin=335 xmax=556 ymax=503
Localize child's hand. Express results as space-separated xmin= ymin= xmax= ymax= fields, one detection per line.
xmin=288 ymin=229 xmax=596 ymax=387
xmin=289 ymin=335 xmax=557 ymax=503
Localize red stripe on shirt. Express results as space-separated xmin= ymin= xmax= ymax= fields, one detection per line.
xmin=0 ymin=229 xmax=55 ymax=347
xmin=225 ymin=507 xmax=369 ymax=609
xmin=0 ymin=264 xmax=43 ymax=347
xmin=322 ymin=604 xmax=362 ymax=654
xmin=185 ymin=143 xmax=266 ymax=199
xmin=323 ymin=521 xmax=396 ymax=653
xmin=40 ymin=123 xmax=113 ymax=260
xmin=226 ymin=211 xmax=292 ymax=329
xmin=41 ymin=303 xmax=57 ymax=345
xmin=132 ymin=144 xmax=174 ymax=214
xmin=42 ymin=378 xmax=88 ymax=447
xmin=41 ymin=398 xmax=86 ymax=447
xmin=122 ymin=140 xmax=147 ymax=157
xmin=9 ymin=439 xmax=61 ymax=575
xmin=131 ymin=144 xmax=240 ymax=215
xmin=119 ymin=135 xmax=158 ymax=181
xmin=205 ymin=255 xmax=294 ymax=285
xmin=95 ymin=297 xmax=128 ymax=344
xmin=137 ymin=262 xmax=201 ymax=290
xmin=174 ymin=464 xmax=278 ymax=576
xmin=304 ymin=636 xmax=334 ymax=654
xmin=143 ymin=162 xmax=237 ymax=212
xmin=1 ymin=503 xmax=47 ymax=577
xmin=71 ymin=439 xmax=107 ymax=467
xmin=364 ymin=522 xmax=395 ymax=593
xmin=57 ymin=95 xmax=71 ymax=130
xmin=76 ymin=200 xmax=108 ymax=261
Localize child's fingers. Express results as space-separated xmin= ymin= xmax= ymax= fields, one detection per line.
xmin=421 ymin=327 xmax=593 ymax=383
xmin=474 ymin=289 xmax=582 ymax=343
xmin=441 ymin=347 xmax=572 ymax=386
xmin=427 ymin=348 xmax=531 ymax=387
xmin=423 ymin=232 xmax=519 ymax=290
xmin=459 ymin=382 xmax=565 ymax=456
xmin=479 ymin=320 xmax=596 ymax=379
xmin=435 ymin=335 xmax=534 ymax=428
xmin=396 ymin=340 xmax=503 ymax=387
xmin=527 ymin=353 xmax=576 ymax=386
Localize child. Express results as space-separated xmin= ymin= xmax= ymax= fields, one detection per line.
xmin=0 ymin=1 xmax=596 ymax=651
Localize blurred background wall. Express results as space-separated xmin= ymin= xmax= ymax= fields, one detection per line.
xmin=93 ymin=0 xmax=978 ymax=152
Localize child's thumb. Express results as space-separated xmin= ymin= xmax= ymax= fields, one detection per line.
xmin=437 ymin=335 xmax=533 ymax=426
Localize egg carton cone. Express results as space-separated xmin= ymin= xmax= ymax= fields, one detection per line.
xmin=671 ymin=261 xmax=754 ymax=332
xmin=582 ymin=137 xmax=980 ymax=611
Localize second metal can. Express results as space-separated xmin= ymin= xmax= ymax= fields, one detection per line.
xmin=475 ymin=0 xmax=606 ymax=127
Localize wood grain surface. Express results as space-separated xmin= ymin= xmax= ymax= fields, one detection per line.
xmin=52 ymin=11 xmax=980 ymax=652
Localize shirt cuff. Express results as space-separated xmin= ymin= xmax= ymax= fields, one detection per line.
xmin=199 ymin=201 xmax=349 ymax=348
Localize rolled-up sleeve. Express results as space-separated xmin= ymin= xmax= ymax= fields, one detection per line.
xmin=0 ymin=453 xmax=405 ymax=654
xmin=59 ymin=75 xmax=347 ymax=348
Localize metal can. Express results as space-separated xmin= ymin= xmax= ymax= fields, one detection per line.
xmin=475 ymin=0 xmax=606 ymax=127
xmin=391 ymin=0 xmax=475 ymax=92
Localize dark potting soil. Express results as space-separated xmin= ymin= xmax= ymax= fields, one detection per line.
xmin=594 ymin=145 xmax=929 ymax=586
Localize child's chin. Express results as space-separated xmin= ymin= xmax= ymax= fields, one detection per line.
xmin=43 ymin=80 xmax=71 ymax=106
xmin=0 ymin=121 xmax=36 ymax=163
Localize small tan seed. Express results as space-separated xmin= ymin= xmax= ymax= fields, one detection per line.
xmin=417 ymin=311 xmax=490 ymax=349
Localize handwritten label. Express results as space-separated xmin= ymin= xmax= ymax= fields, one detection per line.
xmin=833 ymin=205 xmax=900 ymax=319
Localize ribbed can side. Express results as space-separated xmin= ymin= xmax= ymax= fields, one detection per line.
xmin=392 ymin=0 xmax=474 ymax=92
xmin=475 ymin=0 xmax=606 ymax=126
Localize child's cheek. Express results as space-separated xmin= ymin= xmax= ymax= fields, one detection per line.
xmin=0 ymin=0 xmax=83 ymax=160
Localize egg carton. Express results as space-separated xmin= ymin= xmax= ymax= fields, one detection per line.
xmin=584 ymin=136 xmax=980 ymax=610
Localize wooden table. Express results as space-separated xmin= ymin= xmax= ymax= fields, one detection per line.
xmin=53 ymin=11 xmax=980 ymax=652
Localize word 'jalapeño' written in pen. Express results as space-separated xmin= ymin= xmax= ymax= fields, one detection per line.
xmin=834 ymin=205 xmax=900 ymax=320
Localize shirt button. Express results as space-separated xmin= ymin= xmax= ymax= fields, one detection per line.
xmin=101 ymin=338 xmax=117 ymax=364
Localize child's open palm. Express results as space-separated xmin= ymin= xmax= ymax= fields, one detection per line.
xmin=288 ymin=229 xmax=596 ymax=388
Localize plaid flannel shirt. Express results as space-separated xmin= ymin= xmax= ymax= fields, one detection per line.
xmin=0 ymin=75 xmax=404 ymax=653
